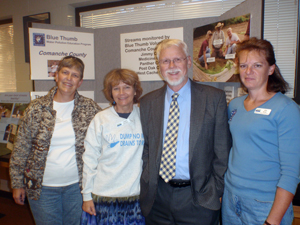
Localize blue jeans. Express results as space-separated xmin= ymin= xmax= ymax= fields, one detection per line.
xmin=199 ymin=48 xmax=211 ymax=63
xmin=222 ymin=187 xmax=294 ymax=225
xmin=28 ymin=182 xmax=83 ymax=225
xmin=226 ymin=43 xmax=237 ymax=54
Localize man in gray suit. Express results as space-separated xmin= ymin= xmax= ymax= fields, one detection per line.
xmin=139 ymin=39 xmax=231 ymax=225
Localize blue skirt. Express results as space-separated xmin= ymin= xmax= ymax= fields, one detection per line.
xmin=81 ymin=195 xmax=145 ymax=225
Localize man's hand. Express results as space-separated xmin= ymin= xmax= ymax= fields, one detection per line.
xmin=205 ymin=63 xmax=208 ymax=70
xmin=82 ymin=200 xmax=96 ymax=216
xmin=13 ymin=188 xmax=26 ymax=205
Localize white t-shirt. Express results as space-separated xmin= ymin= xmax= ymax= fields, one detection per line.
xmin=226 ymin=33 xmax=240 ymax=46
xmin=42 ymin=100 xmax=79 ymax=186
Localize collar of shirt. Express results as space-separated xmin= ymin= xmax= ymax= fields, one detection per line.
xmin=166 ymin=78 xmax=191 ymax=105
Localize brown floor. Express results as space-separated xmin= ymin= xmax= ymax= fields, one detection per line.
xmin=0 ymin=196 xmax=35 ymax=225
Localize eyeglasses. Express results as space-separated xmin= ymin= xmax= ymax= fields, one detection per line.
xmin=159 ymin=57 xmax=188 ymax=66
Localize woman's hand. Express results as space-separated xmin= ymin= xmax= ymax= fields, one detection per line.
xmin=12 ymin=188 xmax=26 ymax=205
xmin=82 ymin=200 xmax=96 ymax=216
xmin=265 ymin=187 xmax=294 ymax=225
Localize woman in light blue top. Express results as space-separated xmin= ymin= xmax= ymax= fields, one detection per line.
xmin=222 ymin=37 xmax=300 ymax=225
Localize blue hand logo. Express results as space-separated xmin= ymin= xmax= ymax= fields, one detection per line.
xmin=105 ymin=134 xmax=119 ymax=148
xmin=109 ymin=141 xmax=119 ymax=148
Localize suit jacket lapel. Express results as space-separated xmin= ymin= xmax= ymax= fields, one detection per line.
xmin=150 ymin=85 xmax=167 ymax=169
xmin=189 ymin=81 xmax=206 ymax=161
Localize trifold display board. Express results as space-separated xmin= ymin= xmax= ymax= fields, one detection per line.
xmin=33 ymin=0 xmax=262 ymax=104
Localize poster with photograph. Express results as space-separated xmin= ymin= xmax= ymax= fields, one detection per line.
xmin=193 ymin=14 xmax=250 ymax=82
xmin=224 ymin=86 xmax=235 ymax=105
xmin=0 ymin=93 xmax=31 ymax=144
xmin=6 ymin=124 xmax=18 ymax=150
xmin=121 ymin=27 xmax=183 ymax=81
xmin=29 ymin=28 xmax=95 ymax=80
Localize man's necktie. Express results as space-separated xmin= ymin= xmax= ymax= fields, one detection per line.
xmin=159 ymin=92 xmax=180 ymax=183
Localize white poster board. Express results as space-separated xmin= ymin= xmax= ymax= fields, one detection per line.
xmin=30 ymin=91 xmax=95 ymax=101
xmin=30 ymin=91 xmax=110 ymax=111
xmin=29 ymin=28 xmax=95 ymax=80
xmin=120 ymin=27 xmax=184 ymax=81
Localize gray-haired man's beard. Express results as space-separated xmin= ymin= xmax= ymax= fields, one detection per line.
xmin=163 ymin=69 xmax=187 ymax=86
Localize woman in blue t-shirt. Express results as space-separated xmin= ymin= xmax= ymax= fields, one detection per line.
xmin=222 ymin=38 xmax=300 ymax=225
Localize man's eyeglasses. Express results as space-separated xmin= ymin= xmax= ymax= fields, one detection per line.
xmin=159 ymin=57 xmax=188 ymax=66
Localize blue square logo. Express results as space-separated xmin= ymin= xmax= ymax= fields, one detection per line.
xmin=33 ymin=33 xmax=45 ymax=46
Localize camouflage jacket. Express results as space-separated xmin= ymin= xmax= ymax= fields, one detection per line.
xmin=9 ymin=86 xmax=101 ymax=200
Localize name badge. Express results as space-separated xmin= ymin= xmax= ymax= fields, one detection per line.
xmin=254 ymin=108 xmax=271 ymax=115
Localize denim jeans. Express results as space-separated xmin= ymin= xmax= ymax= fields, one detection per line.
xmin=199 ymin=48 xmax=211 ymax=63
xmin=226 ymin=43 xmax=237 ymax=54
xmin=28 ymin=182 xmax=83 ymax=225
xmin=222 ymin=187 xmax=294 ymax=225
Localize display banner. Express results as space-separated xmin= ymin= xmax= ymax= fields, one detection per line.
xmin=29 ymin=28 xmax=95 ymax=80
xmin=120 ymin=27 xmax=183 ymax=81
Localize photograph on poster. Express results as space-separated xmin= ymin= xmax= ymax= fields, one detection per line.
xmin=7 ymin=124 xmax=18 ymax=150
xmin=11 ymin=103 xmax=29 ymax=119
xmin=224 ymin=86 xmax=235 ymax=105
xmin=29 ymin=28 xmax=95 ymax=80
xmin=0 ymin=93 xmax=31 ymax=144
xmin=120 ymin=27 xmax=183 ymax=81
xmin=8 ymin=133 xmax=15 ymax=145
xmin=2 ymin=124 xmax=11 ymax=141
xmin=0 ymin=103 xmax=13 ymax=118
xmin=48 ymin=60 xmax=60 ymax=77
xmin=0 ymin=103 xmax=14 ymax=144
xmin=193 ymin=14 xmax=250 ymax=82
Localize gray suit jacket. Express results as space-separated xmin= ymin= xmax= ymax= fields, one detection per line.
xmin=139 ymin=80 xmax=231 ymax=216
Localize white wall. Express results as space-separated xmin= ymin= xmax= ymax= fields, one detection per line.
xmin=0 ymin=0 xmax=117 ymax=92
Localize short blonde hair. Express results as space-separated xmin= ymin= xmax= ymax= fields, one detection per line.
xmin=103 ymin=69 xmax=143 ymax=104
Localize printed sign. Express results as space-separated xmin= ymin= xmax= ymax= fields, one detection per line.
xmin=29 ymin=28 xmax=95 ymax=80
xmin=121 ymin=28 xmax=183 ymax=81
